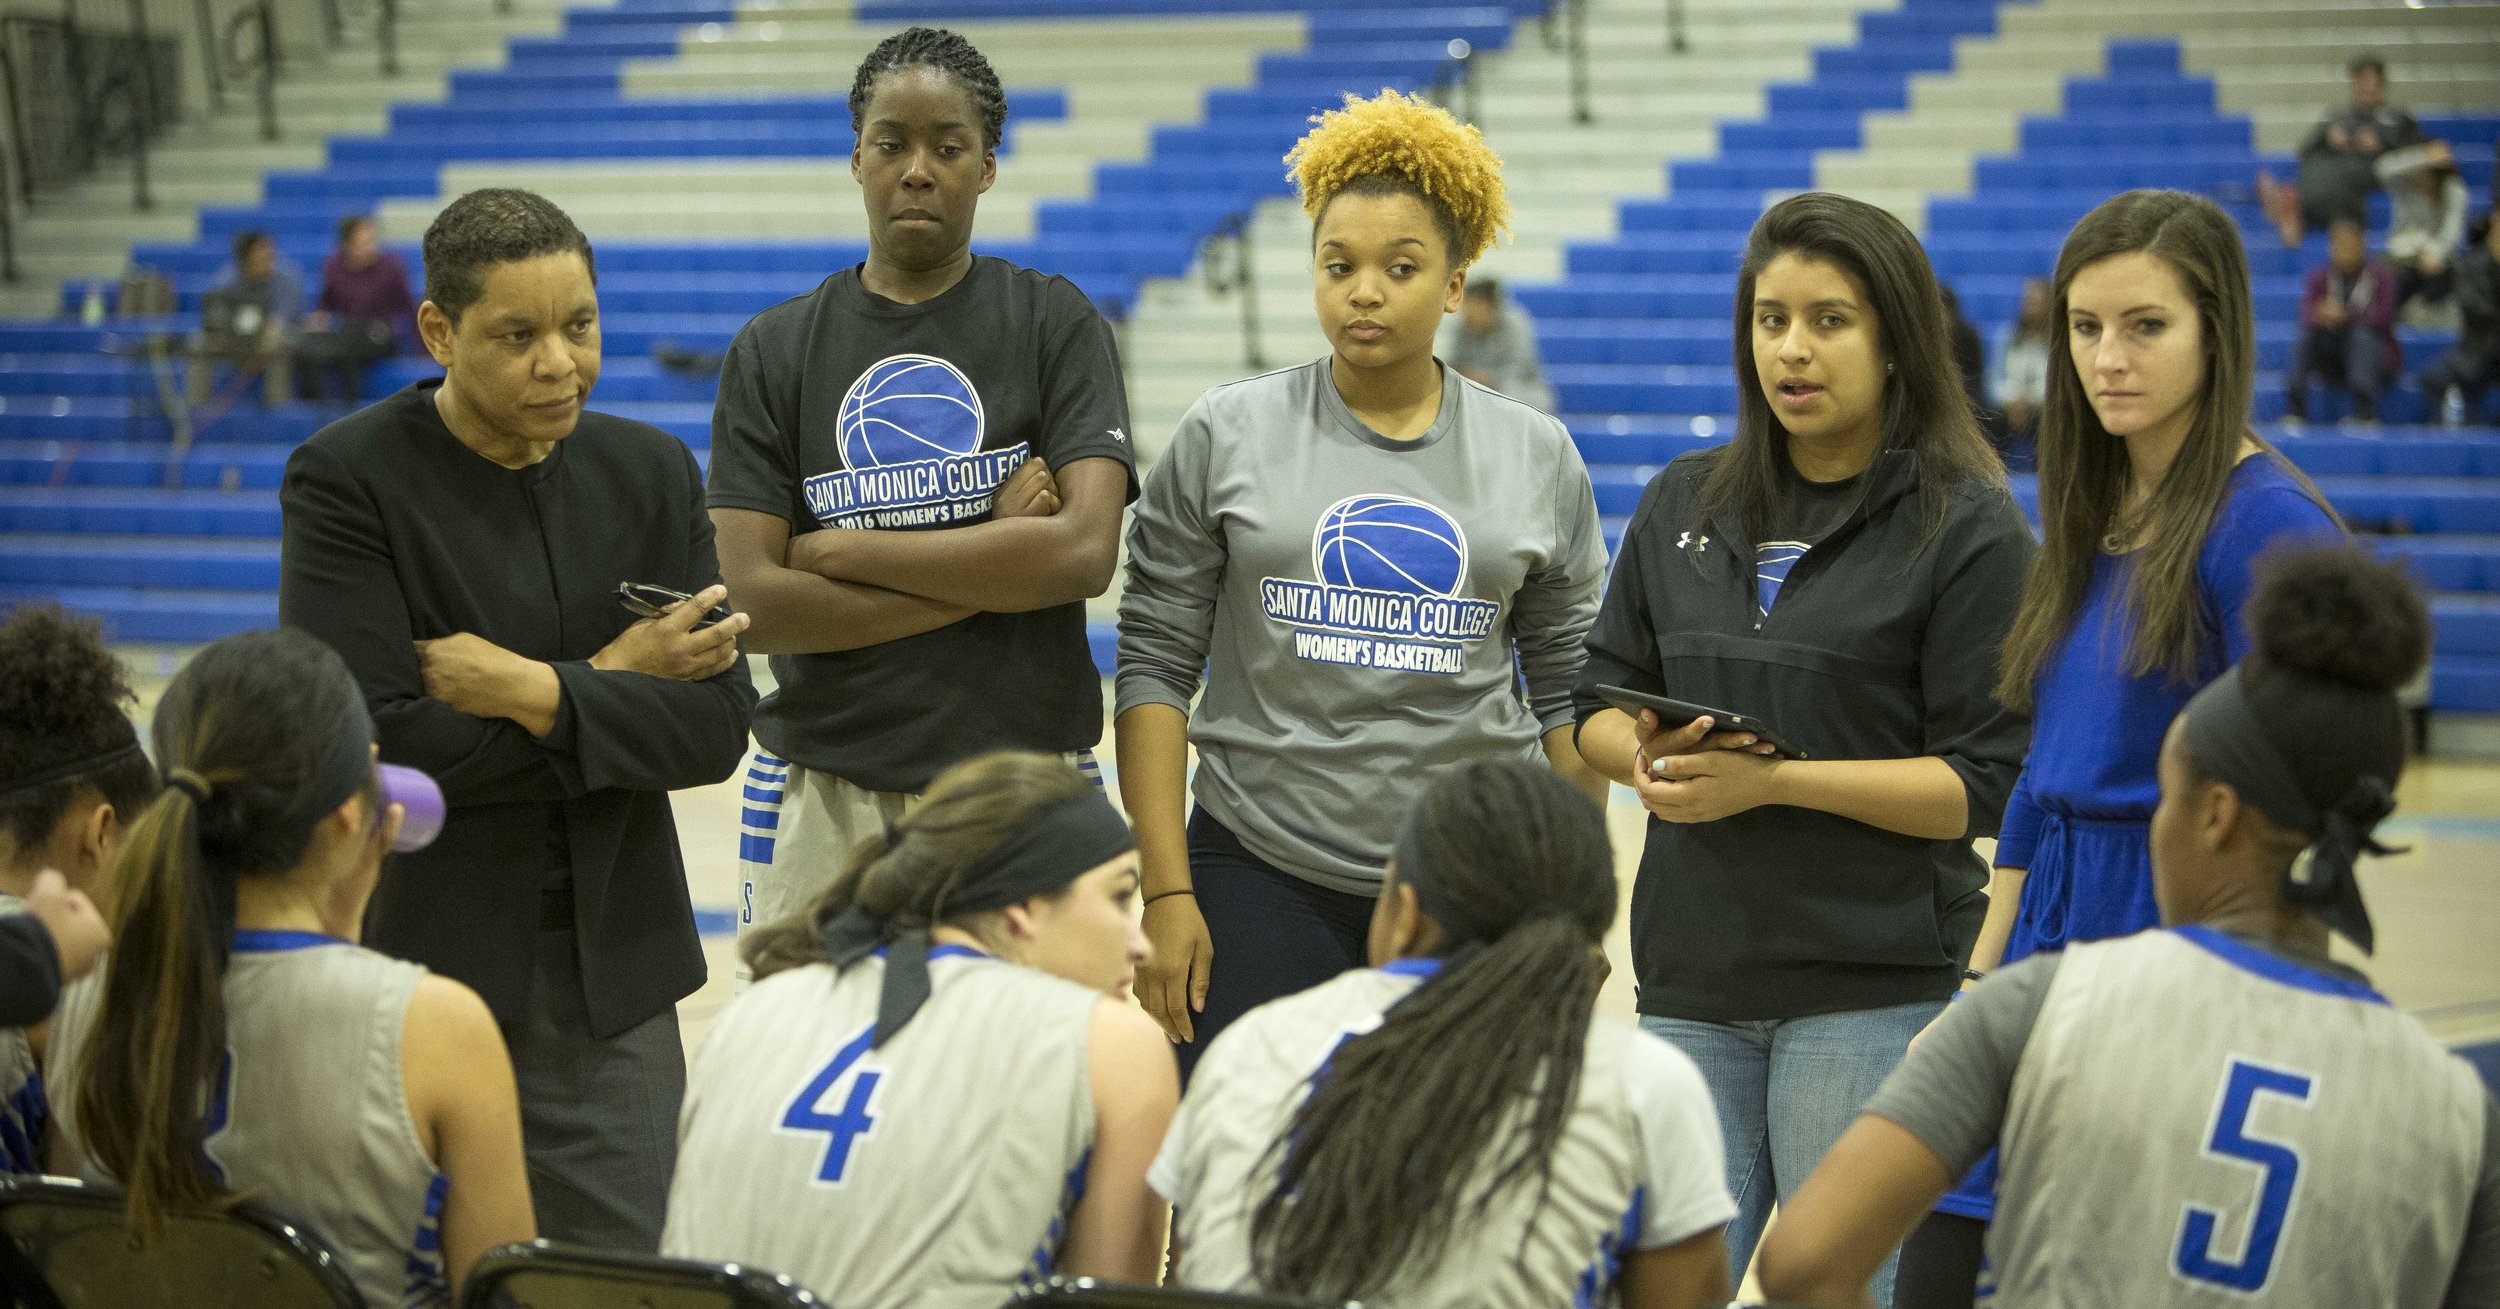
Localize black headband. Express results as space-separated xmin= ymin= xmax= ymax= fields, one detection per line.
xmin=0 ymin=739 xmax=143 ymax=798
xmin=2181 ymin=664 xmax=2397 ymax=952
xmin=821 ymin=789 xmax=1136 ymax=1047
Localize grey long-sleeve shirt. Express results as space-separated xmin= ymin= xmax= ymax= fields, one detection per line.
xmin=1116 ymin=360 xmax=1606 ymax=894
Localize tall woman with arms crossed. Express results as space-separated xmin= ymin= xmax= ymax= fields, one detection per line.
xmin=1894 ymin=190 xmax=2343 ymax=1309
xmin=1117 ymin=91 xmax=1608 ymax=1071
xmin=1572 ymin=192 xmax=2034 ymax=1303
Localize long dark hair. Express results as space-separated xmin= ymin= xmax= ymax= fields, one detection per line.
xmin=1249 ymin=759 xmax=1615 ymax=1300
xmin=741 ymin=752 xmax=1093 ymax=980
xmin=1996 ymin=190 xmax=2336 ymax=708
xmin=78 ymin=628 xmax=378 ymax=1239
xmin=1703 ymin=191 xmax=2004 ymax=548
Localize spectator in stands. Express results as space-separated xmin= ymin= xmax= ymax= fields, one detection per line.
xmin=2420 ymin=209 xmax=2498 ymax=425
xmin=298 ymin=215 xmax=419 ymax=406
xmin=49 ymin=628 xmax=535 ymax=1306
xmin=278 ymin=188 xmax=757 ymax=1250
xmin=1118 ymin=91 xmax=1607 ymax=1081
xmin=2380 ymin=140 xmax=2470 ymax=311
xmin=2286 ymin=218 xmax=2399 ymax=424
xmin=1444 ymin=277 xmax=1555 ymax=411
xmin=1572 ymin=192 xmax=2034 ymax=1305
xmin=1938 ymin=284 xmax=1993 ymax=439
xmin=707 ymin=29 xmax=1134 ymax=988
xmin=189 ymin=229 xmax=304 ymax=408
xmin=1893 ymin=189 xmax=2341 ymax=1309
xmin=1990 ymin=278 xmax=2054 ymax=457
xmin=2257 ymin=53 xmax=2421 ymax=249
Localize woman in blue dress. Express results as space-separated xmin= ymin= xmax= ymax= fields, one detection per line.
xmin=1890 ymin=190 xmax=2345 ymax=1307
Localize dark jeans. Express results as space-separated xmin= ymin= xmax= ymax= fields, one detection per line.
xmin=293 ymin=321 xmax=394 ymax=404
xmin=1175 ymin=808 xmax=1373 ymax=1080
xmin=2422 ymin=345 xmax=2500 ymax=422
xmin=2286 ymin=323 xmax=2386 ymax=420
xmin=1894 ymin=1211 xmax=1989 ymax=1309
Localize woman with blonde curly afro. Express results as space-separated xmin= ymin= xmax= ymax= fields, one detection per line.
xmin=1113 ymin=91 xmax=1615 ymax=1086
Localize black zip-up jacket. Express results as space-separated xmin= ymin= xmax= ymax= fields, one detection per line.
xmin=1574 ymin=447 xmax=2035 ymax=1021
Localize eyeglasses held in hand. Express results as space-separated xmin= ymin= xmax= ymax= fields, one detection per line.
xmin=617 ymin=581 xmax=732 ymax=630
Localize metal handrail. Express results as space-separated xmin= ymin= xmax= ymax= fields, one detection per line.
xmin=0 ymin=42 xmax=23 ymax=279
xmin=1569 ymin=0 xmax=1592 ymax=124
xmin=1204 ymin=211 xmax=1264 ymax=374
xmin=220 ymin=0 xmax=278 ymax=140
xmin=120 ymin=0 xmax=157 ymax=208
xmin=1664 ymin=0 xmax=1687 ymax=54
xmin=375 ymin=0 xmax=394 ymax=75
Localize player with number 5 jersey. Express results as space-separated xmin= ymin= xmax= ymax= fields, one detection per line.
xmin=1754 ymin=545 xmax=2500 ymax=1308
xmin=661 ymin=754 xmax=1177 ymax=1309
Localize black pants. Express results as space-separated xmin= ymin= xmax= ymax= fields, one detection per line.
xmin=1175 ymin=809 xmax=1373 ymax=1080
xmin=1893 ymin=1211 xmax=1988 ymax=1309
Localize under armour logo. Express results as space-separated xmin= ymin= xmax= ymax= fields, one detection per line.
xmin=1677 ymin=531 xmax=1709 ymax=554
xmin=1108 ymin=428 xmax=1128 ymax=444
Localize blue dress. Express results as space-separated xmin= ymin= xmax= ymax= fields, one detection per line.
xmin=1936 ymin=454 xmax=2341 ymax=1223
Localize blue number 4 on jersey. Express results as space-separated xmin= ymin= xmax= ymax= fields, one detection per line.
xmin=781 ymin=1026 xmax=884 ymax=1184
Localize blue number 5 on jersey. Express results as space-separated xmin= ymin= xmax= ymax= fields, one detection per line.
xmin=781 ymin=1026 xmax=884 ymax=1184
xmin=2174 ymin=1058 xmax=2315 ymax=1292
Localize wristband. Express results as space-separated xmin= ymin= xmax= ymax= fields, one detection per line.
xmin=1145 ymin=889 xmax=1196 ymax=907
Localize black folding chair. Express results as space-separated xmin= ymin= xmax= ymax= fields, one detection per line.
xmin=0 ymin=1174 xmax=359 ymax=1309
xmin=459 ymin=1240 xmax=822 ymax=1309
xmin=1014 ymin=1277 xmax=1357 ymax=1309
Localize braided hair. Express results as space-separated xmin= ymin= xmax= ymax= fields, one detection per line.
xmin=848 ymin=27 xmax=1008 ymax=151
xmin=1250 ymin=758 xmax=1615 ymax=1300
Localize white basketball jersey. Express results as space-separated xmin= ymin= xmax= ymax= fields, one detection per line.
xmin=50 ymin=932 xmax=448 ymax=1309
xmin=663 ymin=947 xmax=1100 ymax=1309
xmin=1151 ymin=960 xmax=1733 ymax=1309
xmin=1990 ymin=927 xmax=2488 ymax=1307
xmin=0 ymin=893 xmax=46 ymax=1172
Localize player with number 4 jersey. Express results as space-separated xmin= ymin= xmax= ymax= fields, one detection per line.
xmin=1754 ymin=545 xmax=2500 ymax=1308
xmin=662 ymin=754 xmax=1175 ymax=1309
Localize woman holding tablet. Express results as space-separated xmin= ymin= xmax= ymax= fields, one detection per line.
xmin=1572 ymin=192 xmax=2033 ymax=1302
xmin=1893 ymin=191 xmax=2341 ymax=1308
xmin=1116 ymin=90 xmax=1608 ymax=1075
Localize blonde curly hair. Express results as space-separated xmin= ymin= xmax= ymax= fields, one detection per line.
xmin=1284 ymin=90 xmax=1511 ymax=268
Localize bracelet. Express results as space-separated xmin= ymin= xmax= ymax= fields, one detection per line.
xmin=1144 ymin=889 xmax=1196 ymax=907
xmin=1963 ymin=968 xmax=1988 ymax=983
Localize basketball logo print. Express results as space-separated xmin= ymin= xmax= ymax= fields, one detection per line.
xmin=1313 ymin=495 xmax=1470 ymax=598
xmin=837 ymin=354 xmax=986 ymax=470
xmin=1261 ymin=493 xmax=1502 ymax=674
xmin=804 ymin=353 xmax=1027 ymax=530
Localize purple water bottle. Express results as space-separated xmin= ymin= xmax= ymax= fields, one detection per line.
xmin=377 ymin=764 xmax=446 ymax=853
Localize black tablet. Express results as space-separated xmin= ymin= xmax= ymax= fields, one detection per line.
xmin=1593 ymin=684 xmax=1806 ymax=760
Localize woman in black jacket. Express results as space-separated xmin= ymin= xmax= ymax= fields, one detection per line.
xmin=1574 ymin=192 xmax=2033 ymax=1303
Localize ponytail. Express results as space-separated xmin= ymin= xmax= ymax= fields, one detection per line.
xmin=75 ymin=629 xmax=376 ymax=1239
xmin=1250 ymin=760 xmax=1616 ymax=1300
xmin=740 ymin=752 xmax=1093 ymax=981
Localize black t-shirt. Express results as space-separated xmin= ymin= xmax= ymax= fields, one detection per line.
xmin=1755 ymin=461 xmax=1862 ymax=617
xmin=706 ymin=257 xmax=1136 ymax=791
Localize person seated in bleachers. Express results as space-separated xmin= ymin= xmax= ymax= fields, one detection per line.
xmin=1445 ymin=277 xmax=1556 ymax=411
xmin=189 ymin=230 xmax=305 ymax=408
xmin=48 ymin=627 xmax=535 ymax=1308
xmin=2381 ymin=140 xmax=2471 ymax=314
xmin=2285 ymin=219 xmax=2399 ymax=425
xmin=662 ymin=752 xmax=1174 ymax=1308
xmin=2421 ymin=209 xmax=2499 ymax=426
xmin=0 ymin=605 xmax=147 ymax=1170
xmin=2257 ymin=54 xmax=2422 ymax=249
xmin=1939 ymin=283 xmax=1993 ymax=439
xmin=298 ymin=215 xmax=418 ymax=406
xmin=1152 ymin=758 xmax=1734 ymax=1309
xmin=1990 ymin=277 xmax=2054 ymax=457
xmin=1754 ymin=544 xmax=2500 ymax=1309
